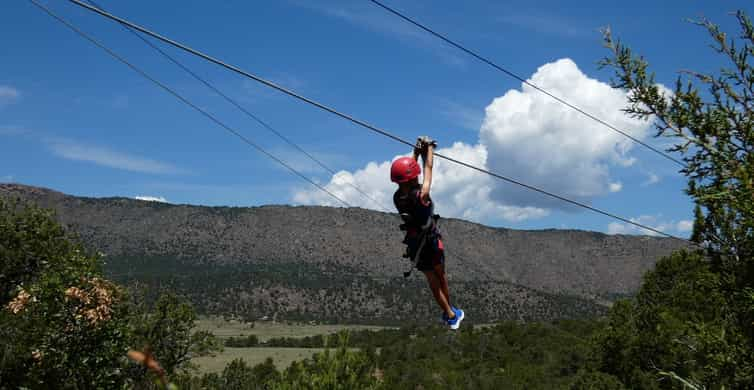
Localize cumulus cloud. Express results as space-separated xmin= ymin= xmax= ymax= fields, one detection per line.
xmin=0 ymin=86 xmax=20 ymax=107
xmin=293 ymin=58 xmax=653 ymax=224
xmin=480 ymin=58 xmax=650 ymax=209
xmin=134 ymin=196 xmax=169 ymax=203
xmin=293 ymin=159 xmax=396 ymax=210
xmin=46 ymin=138 xmax=185 ymax=175
xmin=607 ymin=215 xmax=692 ymax=237
xmin=293 ymin=141 xmax=550 ymax=222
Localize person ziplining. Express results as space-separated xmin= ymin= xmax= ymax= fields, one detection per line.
xmin=58 ymin=0 xmax=686 ymax=244
xmin=391 ymin=136 xmax=465 ymax=330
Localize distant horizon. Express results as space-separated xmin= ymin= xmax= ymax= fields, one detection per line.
xmin=4 ymin=0 xmax=739 ymax=237
xmin=1 ymin=181 xmax=684 ymax=239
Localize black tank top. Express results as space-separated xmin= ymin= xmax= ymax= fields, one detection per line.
xmin=393 ymin=186 xmax=439 ymax=250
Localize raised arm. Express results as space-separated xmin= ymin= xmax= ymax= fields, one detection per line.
xmin=420 ymin=142 xmax=434 ymax=204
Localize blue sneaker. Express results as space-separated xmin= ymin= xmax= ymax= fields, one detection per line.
xmin=447 ymin=307 xmax=464 ymax=330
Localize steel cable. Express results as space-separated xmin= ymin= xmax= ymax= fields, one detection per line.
xmin=28 ymin=0 xmax=351 ymax=208
xmin=61 ymin=0 xmax=691 ymax=242
xmin=82 ymin=0 xmax=389 ymax=211
xmin=368 ymin=0 xmax=686 ymax=169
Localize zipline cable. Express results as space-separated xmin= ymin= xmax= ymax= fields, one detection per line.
xmin=82 ymin=0 xmax=388 ymax=211
xmin=27 ymin=0 xmax=351 ymax=209
xmin=66 ymin=0 xmax=415 ymax=148
xmin=32 ymin=0 xmax=473 ymax=277
xmin=82 ymin=0 xmax=478 ymax=269
xmin=367 ymin=0 xmax=687 ymax=169
xmin=63 ymin=0 xmax=689 ymax=242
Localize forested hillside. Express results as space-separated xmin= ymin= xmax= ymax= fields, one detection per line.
xmin=0 ymin=183 xmax=685 ymax=323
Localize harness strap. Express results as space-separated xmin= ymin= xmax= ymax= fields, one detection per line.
xmin=403 ymin=214 xmax=440 ymax=278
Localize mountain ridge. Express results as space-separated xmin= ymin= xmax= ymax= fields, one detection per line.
xmin=0 ymin=183 xmax=688 ymax=323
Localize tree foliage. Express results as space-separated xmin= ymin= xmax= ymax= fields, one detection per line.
xmin=0 ymin=199 xmax=131 ymax=388
xmin=597 ymin=10 xmax=754 ymax=388
xmin=0 ymin=199 xmax=219 ymax=389
xmin=130 ymin=292 xmax=221 ymax=377
xmin=0 ymin=199 xmax=95 ymax=305
xmin=4 ymin=11 xmax=754 ymax=389
xmin=274 ymin=334 xmax=375 ymax=390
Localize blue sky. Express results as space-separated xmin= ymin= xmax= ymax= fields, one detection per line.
xmin=2 ymin=0 xmax=752 ymax=236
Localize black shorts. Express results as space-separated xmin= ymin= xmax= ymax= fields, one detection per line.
xmin=416 ymin=237 xmax=445 ymax=272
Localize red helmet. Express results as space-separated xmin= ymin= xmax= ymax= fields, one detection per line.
xmin=390 ymin=157 xmax=421 ymax=183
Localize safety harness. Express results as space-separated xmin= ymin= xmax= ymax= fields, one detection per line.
xmin=394 ymin=187 xmax=441 ymax=277
xmin=400 ymin=213 xmax=440 ymax=277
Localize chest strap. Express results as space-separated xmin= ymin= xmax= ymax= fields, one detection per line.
xmin=402 ymin=214 xmax=440 ymax=278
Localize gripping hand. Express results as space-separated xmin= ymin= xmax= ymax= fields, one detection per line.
xmin=417 ymin=136 xmax=437 ymax=149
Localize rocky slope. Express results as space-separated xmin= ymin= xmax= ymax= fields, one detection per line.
xmin=0 ymin=184 xmax=687 ymax=323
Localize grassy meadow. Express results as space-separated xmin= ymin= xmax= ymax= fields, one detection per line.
xmin=194 ymin=317 xmax=387 ymax=341
xmin=192 ymin=317 xmax=386 ymax=372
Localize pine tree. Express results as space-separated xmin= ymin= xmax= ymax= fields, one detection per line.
xmin=596 ymin=11 xmax=754 ymax=388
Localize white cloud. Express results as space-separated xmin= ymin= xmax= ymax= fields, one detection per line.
xmin=294 ymin=58 xmax=653 ymax=224
xmin=496 ymin=205 xmax=551 ymax=222
xmin=656 ymin=83 xmax=675 ymax=104
xmin=1 ymin=175 xmax=14 ymax=183
xmin=676 ymin=220 xmax=693 ymax=233
xmin=606 ymin=221 xmax=632 ymax=235
xmin=46 ymin=138 xmax=185 ymax=175
xmin=293 ymin=159 xmax=396 ymax=211
xmin=0 ymin=86 xmax=20 ymax=107
xmin=642 ymin=172 xmax=661 ymax=186
xmin=481 ymin=58 xmax=651 ymax=210
xmin=293 ymin=142 xmax=550 ymax=223
xmin=607 ymin=215 xmax=691 ymax=237
xmin=134 ymin=196 xmax=169 ymax=203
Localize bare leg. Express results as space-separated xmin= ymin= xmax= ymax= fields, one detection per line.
xmin=423 ymin=270 xmax=454 ymax=318
xmin=433 ymin=263 xmax=450 ymax=305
